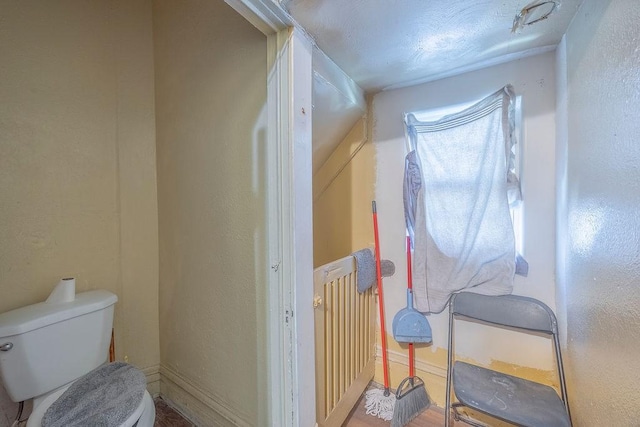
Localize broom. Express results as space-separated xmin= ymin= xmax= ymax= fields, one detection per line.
xmin=391 ymin=236 xmax=430 ymax=427
xmin=364 ymin=201 xmax=396 ymax=420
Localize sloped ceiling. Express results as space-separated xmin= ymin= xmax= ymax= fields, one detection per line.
xmin=283 ymin=0 xmax=584 ymax=93
xmin=310 ymin=43 xmax=366 ymax=174
xmin=299 ymin=1 xmax=585 ymax=173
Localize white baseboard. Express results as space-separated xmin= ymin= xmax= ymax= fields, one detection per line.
xmin=159 ymin=364 xmax=253 ymax=427
xmin=142 ymin=365 xmax=161 ymax=396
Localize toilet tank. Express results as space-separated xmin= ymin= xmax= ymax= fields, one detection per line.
xmin=0 ymin=290 xmax=117 ymax=402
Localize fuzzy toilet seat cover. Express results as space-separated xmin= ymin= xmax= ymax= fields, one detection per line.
xmin=42 ymin=362 xmax=147 ymax=427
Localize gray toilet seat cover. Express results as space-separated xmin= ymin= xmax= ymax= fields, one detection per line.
xmin=42 ymin=362 xmax=147 ymax=427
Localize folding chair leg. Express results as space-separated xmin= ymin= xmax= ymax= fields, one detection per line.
xmin=445 ymin=300 xmax=455 ymax=427
xmin=452 ymin=403 xmax=490 ymax=427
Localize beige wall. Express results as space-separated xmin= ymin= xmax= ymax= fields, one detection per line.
xmin=313 ymin=116 xmax=375 ymax=267
xmin=153 ymin=0 xmax=268 ymax=425
xmin=0 ymin=0 xmax=160 ymax=424
xmin=371 ymin=52 xmax=559 ymax=406
xmin=557 ymin=0 xmax=640 ymax=424
xmin=113 ymin=0 xmax=161 ymax=389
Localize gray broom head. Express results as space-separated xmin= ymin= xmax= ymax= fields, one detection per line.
xmin=391 ymin=376 xmax=430 ymax=427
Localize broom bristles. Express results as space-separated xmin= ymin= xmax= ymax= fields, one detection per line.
xmin=391 ymin=378 xmax=430 ymax=427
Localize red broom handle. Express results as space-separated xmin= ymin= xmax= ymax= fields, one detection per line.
xmin=409 ymin=344 xmax=415 ymax=378
xmin=372 ymin=201 xmax=390 ymax=392
xmin=407 ymin=236 xmax=415 ymax=377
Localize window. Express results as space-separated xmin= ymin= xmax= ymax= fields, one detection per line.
xmin=408 ymin=95 xmax=524 ymax=254
xmin=403 ymin=86 xmax=525 ymax=314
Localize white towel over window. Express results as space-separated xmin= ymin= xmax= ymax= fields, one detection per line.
xmin=404 ymin=85 xmax=521 ymax=314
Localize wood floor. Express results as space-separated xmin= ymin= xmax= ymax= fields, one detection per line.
xmin=153 ymin=393 xmax=465 ymax=427
xmin=343 ymin=393 xmax=464 ymax=427
xmin=153 ymin=397 xmax=194 ymax=427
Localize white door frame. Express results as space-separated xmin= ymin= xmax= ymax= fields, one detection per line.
xmin=224 ymin=2 xmax=315 ymax=426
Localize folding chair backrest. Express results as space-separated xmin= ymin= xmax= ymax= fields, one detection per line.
xmin=451 ymin=292 xmax=557 ymax=335
xmin=446 ymin=292 xmax=571 ymax=427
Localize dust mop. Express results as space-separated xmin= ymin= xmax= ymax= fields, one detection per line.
xmin=364 ymin=201 xmax=396 ymax=421
xmin=391 ymin=236 xmax=431 ymax=427
xmin=351 ymin=248 xmax=396 ymax=293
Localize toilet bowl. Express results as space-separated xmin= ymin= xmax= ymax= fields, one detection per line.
xmin=26 ymin=385 xmax=155 ymax=427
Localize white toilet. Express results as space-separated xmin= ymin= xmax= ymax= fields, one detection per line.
xmin=0 ymin=280 xmax=155 ymax=426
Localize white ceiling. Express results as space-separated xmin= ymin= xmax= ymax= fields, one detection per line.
xmin=282 ymin=0 xmax=584 ymax=93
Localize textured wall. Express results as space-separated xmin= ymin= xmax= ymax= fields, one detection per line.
xmin=111 ymin=0 xmax=161 ymax=386
xmin=371 ymin=52 xmax=559 ymax=405
xmin=558 ymin=0 xmax=640 ymax=424
xmin=0 ymin=1 xmax=159 ymax=424
xmin=313 ymin=117 xmax=375 ymax=267
xmin=153 ymin=0 xmax=267 ymax=424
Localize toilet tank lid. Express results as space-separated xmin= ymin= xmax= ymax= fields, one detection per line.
xmin=0 ymin=290 xmax=117 ymax=338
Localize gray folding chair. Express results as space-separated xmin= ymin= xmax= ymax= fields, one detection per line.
xmin=445 ymin=292 xmax=572 ymax=427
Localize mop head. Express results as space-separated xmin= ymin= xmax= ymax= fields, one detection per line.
xmin=391 ymin=377 xmax=430 ymax=427
xmin=365 ymin=388 xmax=396 ymax=421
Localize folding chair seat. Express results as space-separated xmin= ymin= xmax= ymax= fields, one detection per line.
xmin=445 ymin=292 xmax=572 ymax=427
